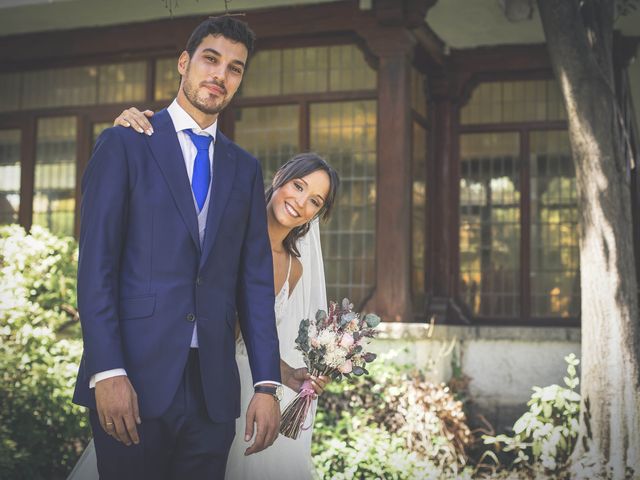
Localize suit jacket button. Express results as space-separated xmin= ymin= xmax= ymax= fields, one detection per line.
xmin=186 ymin=313 xmax=196 ymax=322
xmin=196 ymin=276 xmax=203 ymax=286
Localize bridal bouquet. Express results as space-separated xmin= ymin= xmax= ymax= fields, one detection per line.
xmin=279 ymin=298 xmax=380 ymax=439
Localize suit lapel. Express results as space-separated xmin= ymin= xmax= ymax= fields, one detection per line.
xmin=146 ymin=109 xmax=200 ymax=252
xmin=200 ymin=132 xmax=236 ymax=267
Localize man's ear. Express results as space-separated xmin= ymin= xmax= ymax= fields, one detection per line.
xmin=177 ymin=51 xmax=190 ymax=76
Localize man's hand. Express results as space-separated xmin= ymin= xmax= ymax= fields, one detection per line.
xmin=243 ymin=393 xmax=280 ymax=456
xmin=95 ymin=375 xmax=141 ymax=446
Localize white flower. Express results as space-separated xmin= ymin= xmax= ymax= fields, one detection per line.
xmin=323 ymin=344 xmax=348 ymax=368
xmin=316 ymin=329 xmax=337 ymax=347
xmin=308 ymin=323 xmax=318 ymax=341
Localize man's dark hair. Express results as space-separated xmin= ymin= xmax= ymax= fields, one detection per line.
xmin=185 ymin=16 xmax=255 ymax=59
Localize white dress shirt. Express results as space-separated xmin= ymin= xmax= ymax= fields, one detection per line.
xmin=91 ymin=99 xmax=279 ymax=389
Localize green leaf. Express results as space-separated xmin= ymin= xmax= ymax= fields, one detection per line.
xmin=341 ymin=298 xmax=352 ymax=311
xmin=364 ymin=313 xmax=381 ymax=328
xmin=564 ymin=391 xmax=581 ymax=402
xmin=316 ymin=309 xmax=328 ymax=325
xmin=340 ymin=312 xmax=357 ymax=327
xmin=363 ymin=352 xmax=377 ymax=363
xmin=513 ymin=416 xmax=529 ymax=434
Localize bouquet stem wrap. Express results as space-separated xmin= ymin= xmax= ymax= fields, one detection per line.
xmin=279 ymin=369 xmax=323 ymax=439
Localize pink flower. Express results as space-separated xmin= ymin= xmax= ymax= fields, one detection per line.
xmin=338 ymin=360 xmax=353 ymax=373
xmin=339 ymin=333 xmax=355 ymax=349
xmin=311 ymin=338 xmax=319 ymax=348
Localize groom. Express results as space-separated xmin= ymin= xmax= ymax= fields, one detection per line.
xmin=73 ymin=16 xmax=282 ymax=479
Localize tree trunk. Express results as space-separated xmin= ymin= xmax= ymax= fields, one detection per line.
xmin=538 ymin=1 xmax=640 ymax=478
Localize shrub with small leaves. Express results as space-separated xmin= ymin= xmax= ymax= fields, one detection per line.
xmin=312 ymin=351 xmax=474 ymax=479
xmin=0 ymin=225 xmax=89 ymax=480
xmin=482 ymin=353 xmax=581 ymax=476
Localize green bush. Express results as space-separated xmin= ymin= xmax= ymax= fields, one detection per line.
xmin=482 ymin=353 xmax=581 ymax=477
xmin=312 ymin=351 xmax=474 ymax=479
xmin=0 ymin=225 xmax=89 ymax=480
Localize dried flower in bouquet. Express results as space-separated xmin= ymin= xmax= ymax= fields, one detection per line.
xmin=279 ymin=298 xmax=380 ymax=439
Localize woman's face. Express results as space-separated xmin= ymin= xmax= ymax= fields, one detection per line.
xmin=268 ymin=169 xmax=331 ymax=230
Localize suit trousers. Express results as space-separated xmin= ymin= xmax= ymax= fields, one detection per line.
xmin=89 ymin=349 xmax=236 ymax=480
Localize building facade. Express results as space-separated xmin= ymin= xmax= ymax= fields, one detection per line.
xmin=1 ymin=0 xmax=639 ymax=425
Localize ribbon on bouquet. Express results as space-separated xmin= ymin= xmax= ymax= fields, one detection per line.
xmin=279 ymin=373 xmax=320 ymax=439
xmin=299 ymin=379 xmax=317 ymax=431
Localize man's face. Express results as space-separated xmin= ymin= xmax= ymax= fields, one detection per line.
xmin=178 ymin=34 xmax=248 ymax=116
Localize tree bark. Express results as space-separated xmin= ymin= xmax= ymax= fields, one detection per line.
xmin=538 ymin=1 xmax=640 ymax=478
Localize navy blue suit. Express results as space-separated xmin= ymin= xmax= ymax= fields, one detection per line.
xmin=73 ymin=108 xmax=281 ymax=478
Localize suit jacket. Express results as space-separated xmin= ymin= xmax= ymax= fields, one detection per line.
xmin=72 ymin=108 xmax=281 ymax=422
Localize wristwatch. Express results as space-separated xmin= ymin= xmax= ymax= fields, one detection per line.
xmin=254 ymin=384 xmax=283 ymax=402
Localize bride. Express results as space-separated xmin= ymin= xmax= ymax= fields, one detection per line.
xmin=229 ymin=152 xmax=339 ymax=479
xmin=68 ymin=108 xmax=340 ymax=480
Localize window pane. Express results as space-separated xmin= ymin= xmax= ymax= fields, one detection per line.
xmin=461 ymin=79 xmax=567 ymax=125
xmin=530 ymin=130 xmax=579 ymax=317
xmin=311 ymin=100 xmax=377 ymax=307
xmin=0 ymin=129 xmax=21 ymax=224
xmin=412 ymin=122 xmax=427 ymax=312
xmin=23 ymin=67 xmax=98 ymax=109
xmin=241 ymin=49 xmax=283 ymax=97
xmin=92 ymin=122 xmax=112 ymax=144
xmin=33 ymin=117 xmax=76 ymax=237
xmin=155 ymin=58 xmax=180 ymax=101
xmin=240 ymin=45 xmax=376 ymax=97
xmin=459 ymin=133 xmax=520 ymax=317
xmin=98 ymin=62 xmax=146 ymax=104
xmin=0 ymin=73 xmax=21 ymax=112
xmin=328 ymin=45 xmax=376 ymax=92
xmin=283 ymin=47 xmax=329 ymax=94
xmin=233 ymin=105 xmax=300 ymax=184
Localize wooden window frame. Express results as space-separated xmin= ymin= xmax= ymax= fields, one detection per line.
xmin=454 ymin=73 xmax=579 ymax=327
xmin=0 ymin=30 xmax=377 ymax=236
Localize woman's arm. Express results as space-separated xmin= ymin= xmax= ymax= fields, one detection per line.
xmin=280 ymin=359 xmax=330 ymax=396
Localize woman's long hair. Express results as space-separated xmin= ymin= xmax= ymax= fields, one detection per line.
xmin=265 ymin=153 xmax=339 ymax=257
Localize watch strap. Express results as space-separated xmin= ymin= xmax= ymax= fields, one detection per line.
xmin=254 ymin=384 xmax=282 ymax=401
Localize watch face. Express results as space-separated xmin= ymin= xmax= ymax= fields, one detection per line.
xmin=275 ymin=385 xmax=283 ymax=401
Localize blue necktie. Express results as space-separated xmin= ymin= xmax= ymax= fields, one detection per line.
xmin=184 ymin=129 xmax=212 ymax=211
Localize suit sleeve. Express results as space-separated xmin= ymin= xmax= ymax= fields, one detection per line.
xmin=236 ymin=158 xmax=282 ymax=385
xmin=77 ymin=128 xmax=129 ymax=379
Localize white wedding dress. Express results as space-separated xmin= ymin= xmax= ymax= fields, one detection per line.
xmin=67 ymin=221 xmax=326 ymax=480
xmin=226 ymin=220 xmax=326 ymax=480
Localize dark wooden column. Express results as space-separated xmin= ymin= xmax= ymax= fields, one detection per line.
xmin=427 ymin=70 xmax=461 ymax=322
xmin=363 ymin=29 xmax=416 ymax=323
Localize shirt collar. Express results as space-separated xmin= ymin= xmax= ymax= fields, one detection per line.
xmin=167 ymin=99 xmax=217 ymax=142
